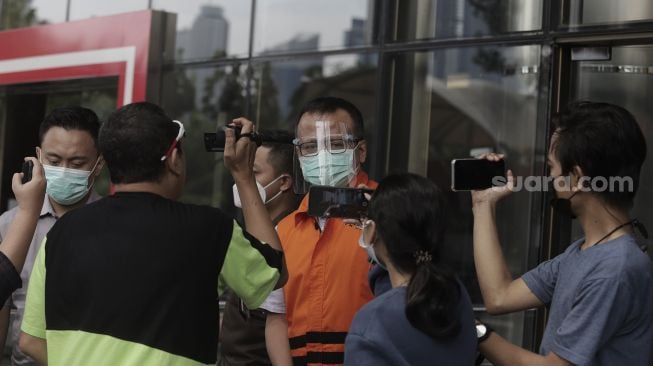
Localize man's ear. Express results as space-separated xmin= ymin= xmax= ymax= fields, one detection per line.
xmin=572 ymin=165 xmax=587 ymax=191
xmin=166 ymin=148 xmax=184 ymax=176
xmin=357 ymin=140 xmax=368 ymax=165
xmin=35 ymin=147 xmax=42 ymax=160
xmin=280 ymin=175 xmax=293 ymax=192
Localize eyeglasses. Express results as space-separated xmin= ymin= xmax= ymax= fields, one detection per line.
xmin=161 ymin=120 xmax=185 ymax=161
xmin=293 ymin=136 xmax=362 ymax=157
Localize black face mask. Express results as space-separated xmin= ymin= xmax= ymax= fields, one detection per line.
xmin=550 ymin=190 xmax=580 ymax=219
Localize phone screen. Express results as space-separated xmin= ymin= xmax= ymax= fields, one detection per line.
xmin=307 ymin=186 xmax=372 ymax=218
xmin=451 ymin=159 xmax=506 ymax=191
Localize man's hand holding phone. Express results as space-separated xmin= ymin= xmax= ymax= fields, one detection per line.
xmin=469 ymin=154 xmax=515 ymax=208
xmin=12 ymin=157 xmax=46 ymax=215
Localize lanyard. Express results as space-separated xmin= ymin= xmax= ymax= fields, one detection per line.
xmin=590 ymin=219 xmax=649 ymax=258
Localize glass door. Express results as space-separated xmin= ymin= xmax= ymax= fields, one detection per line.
xmin=387 ymin=43 xmax=549 ymax=351
xmin=555 ymin=44 xmax=653 ymax=258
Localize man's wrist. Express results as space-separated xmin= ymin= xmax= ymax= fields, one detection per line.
xmin=472 ymin=200 xmax=496 ymax=213
xmin=232 ymin=174 xmax=255 ymax=185
xmin=476 ymin=320 xmax=494 ymax=343
xmin=15 ymin=205 xmax=41 ymax=218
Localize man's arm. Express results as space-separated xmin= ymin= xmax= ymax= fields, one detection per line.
xmin=261 ymin=289 xmax=292 ymax=366
xmin=471 ymin=155 xmax=542 ymax=314
xmin=479 ymin=332 xmax=573 ymax=366
xmin=266 ymin=313 xmax=292 ymax=366
xmin=19 ymin=332 xmax=46 ymax=365
xmin=0 ymin=158 xmax=46 ymax=272
xmin=224 ymin=118 xmax=282 ymax=252
xmin=472 ymin=200 xmax=543 ymax=314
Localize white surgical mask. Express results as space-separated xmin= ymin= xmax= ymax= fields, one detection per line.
xmin=358 ymin=220 xmax=386 ymax=270
xmin=233 ymin=175 xmax=286 ymax=208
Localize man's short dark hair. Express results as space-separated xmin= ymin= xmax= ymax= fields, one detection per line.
xmin=99 ymin=102 xmax=181 ymax=184
xmin=39 ymin=106 xmax=100 ymax=145
xmin=260 ymin=130 xmax=294 ymax=176
xmin=295 ymin=97 xmax=365 ymax=139
xmin=552 ymin=101 xmax=647 ymax=209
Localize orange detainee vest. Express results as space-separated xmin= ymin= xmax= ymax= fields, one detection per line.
xmin=278 ymin=172 xmax=377 ymax=366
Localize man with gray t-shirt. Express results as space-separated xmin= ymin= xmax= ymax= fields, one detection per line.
xmin=0 ymin=107 xmax=103 ymax=365
xmin=522 ymin=235 xmax=651 ymax=365
xmin=471 ymin=102 xmax=652 ymax=366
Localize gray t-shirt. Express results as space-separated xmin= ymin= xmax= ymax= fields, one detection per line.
xmin=522 ymin=234 xmax=653 ymax=366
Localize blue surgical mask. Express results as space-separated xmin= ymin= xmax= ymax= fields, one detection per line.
xmin=299 ymin=149 xmax=357 ymax=187
xmin=43 ymin=159 xmax=99 ymax=205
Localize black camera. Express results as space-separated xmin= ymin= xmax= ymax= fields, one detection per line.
xmin=205 ymin=126 xmax=248 ymax=152
xmin=204 ymin=126 xmax=293 ymax=152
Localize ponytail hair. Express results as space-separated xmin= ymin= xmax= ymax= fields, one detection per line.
xmin=367 ymin=173 xmax=461 ymax=339
xmin=405 ymin=262 xmax=461 ymax=338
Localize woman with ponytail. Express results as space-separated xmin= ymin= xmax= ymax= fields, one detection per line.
xmin=344 ymin=173 xmax=476 ymax=365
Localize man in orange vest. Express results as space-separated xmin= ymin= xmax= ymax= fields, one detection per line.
xmin=263 ymin=97 xmax=377 ymax=366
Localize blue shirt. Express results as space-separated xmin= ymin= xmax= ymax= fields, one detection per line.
xmin=344 ymin=284 xmax=476 ymax=366
xmin=368 ymin=264 xmax=391 ymax=296
xmin=522 ymin=234 xmax=653 ymax=366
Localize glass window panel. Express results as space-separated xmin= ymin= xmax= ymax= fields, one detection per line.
xmin=0 ymin=0 xmax=66 ymax=30
xmin=562 ymin=0 xmax=653 ymax=26
xmin=570 ymin=45 xmax=653 ymax=255
xmin=391 ymin=0 xmax=542 ymax=42
xmin=68 ymin=0 xmax=148 ymax=21
xmin=249 ymin=54 xmax=378 ymax=163
xmin=161 ymin=64 xmax=247 ymax=212
xmin=254 ymin=0 xmax=374 ymax=55
xmin=152 ymin=0 xmax=251 ymax=60
xmin=388 ymin=45 xmax=543 ymax=345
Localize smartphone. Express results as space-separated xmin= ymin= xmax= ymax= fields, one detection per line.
xmin=308 ymin=186 xmax=373 ymax=218
xmin=21 ymin=160 xmax=34 ymax=184
xmin=451 ymin=158 xmax=506 ymax=191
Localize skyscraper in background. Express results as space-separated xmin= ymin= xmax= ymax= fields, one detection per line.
xmin=262 ymin=34 xmax=321 ymax=119
xmin=177 ymin=5 xmax=230 ymax=108
xmin=177 ymin=5 xmax=229 ymax=59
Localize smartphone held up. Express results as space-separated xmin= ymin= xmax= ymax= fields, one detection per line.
xmin=21 ymin=160 xmax=34 ymax=184
xmin=451 ymin=158 xmax=506 ymax=191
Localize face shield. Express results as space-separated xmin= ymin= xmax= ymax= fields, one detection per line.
xmin=292 ymin=121 xmax=362 ymax=194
